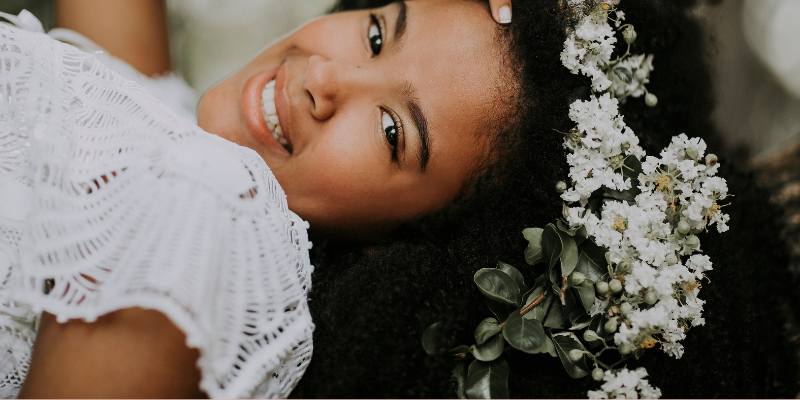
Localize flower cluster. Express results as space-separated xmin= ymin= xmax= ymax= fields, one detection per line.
xmin=423 ymin=2 xmax=729 ymax=399
xmin=587 ymin=368 xmax=662 ymax=399
xmin=558 ymin=1 xmax=729 ymax=398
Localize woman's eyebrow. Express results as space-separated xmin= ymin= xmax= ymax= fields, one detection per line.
xmin=393 ymin=1 xmax=408 ymax=48
xmin=402 ymin=82 xmax=430 ymax=172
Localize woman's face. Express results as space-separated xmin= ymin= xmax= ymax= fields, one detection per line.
xmin=198 ymin=0 xmax=508 ymax=235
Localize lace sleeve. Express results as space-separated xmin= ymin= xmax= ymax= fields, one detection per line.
xmin=0 ymin=19 xmax=314 ymax=398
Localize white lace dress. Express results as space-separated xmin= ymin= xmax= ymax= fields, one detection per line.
xmin=0 ymin=12 xmax=314 ymax=399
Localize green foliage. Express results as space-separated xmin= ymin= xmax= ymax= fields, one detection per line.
xmin=464 ymin=359 xmax=510 ymax=399
xmin=474 ymin=268 xmax=521 ymax=306
xmin=496 ymin=261 xmax=526 ymax=291
xmin=474 ymin=318 xmax=501 ymax=346
xmin=502 ymin=311 xmax=550 ymax=354
xmin=422 ymin=322 xmax=446 ymax=356
xmin=522 ymin=227 xmax=545 ymax=265
xmin=471 ymin=333 xmax=505 ymax=362
xmin=552 ymin=332 xmax=591 ymax=379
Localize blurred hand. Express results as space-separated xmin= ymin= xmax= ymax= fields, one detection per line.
xmin=489 ymin=0 xmax=512 ymax=24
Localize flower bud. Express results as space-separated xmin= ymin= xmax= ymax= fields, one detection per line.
xmin=677 ymin=220 xmax=691 ymax=235
xmin=634 ymin=68 xmax=649 ymax=81
xmin=617 ymin=260 xmax=631 ymax=273
xmin=609 ymin=278 xmax=623 ymax=294
xmin=665 ymin=252 xmax=679 ymax=265
xmin=622 ymin=25 xmax=637 ymax=44
xmin=604 ymin=317 xmax=618 ymax=333
xmin=619 ymin=342 xmax=634 ymax=355
xmin=644 ymin=289 xmax=658 ymax=305
xmin=568 ymin=349 xmax=584 ymax=362
xmin=619 ymin=302 xmax=633 ymax=315
xmin=583 ymin=329 xmax=601 ymax=342
xmin=685 ymin=146 xmax=700 ymax=161
xmin=592 ymin=367 xmax=605 ymax=381
xmin=685 ymin=234 xmax=700 ymax=249
xmin=571 ymin=271 xmax=586 ymax=286
xmin=645 ymin=93 xmax=658 ymax=107
xmin=556 ymin=180 xmax=568 ymax=193
xmin=596 ymin=281 xmax=610 ymax=295
xmin=705 ymin=153 xmax=718 ymax=166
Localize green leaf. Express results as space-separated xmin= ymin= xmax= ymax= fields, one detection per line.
xmin=522 ymin=228 xmax=544 ymax=266
xmin=551 ymin=332 xmax=590 ymax=379
xmin=502 ymin=311 xmax=548 ymax=354
xmin=497 ymin=261 xmax=526 ymax=291
xmin=474 ymin=268 xmax=521 ymax=306
xmin=557 ymin=230 xmax=579 ymax=277
xmin=543 ymin=294 xmax=568 ymax=329
xmin=556 ymin=220 xmax=574 ymax=235
xmin=453 ymin=363 xmax=468 ymax=399
xmin=422 ymin=322 xmax=446 ymax=355
xmin=471 ymin=333 xmax=505 ymax=362
xmin=541 ymin=224 xmax=562 ymax=269
xmin=574 ymin=281 xmax=596 ymax=312
xmin=575 ymin=250 xmax=605 ymax=282
xmin=464 ymin=359 xmax=510 ymax=399
xmin=474 ymin=317 xmax=501 ymax=345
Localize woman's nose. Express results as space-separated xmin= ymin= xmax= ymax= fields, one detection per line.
xmin=303 ymin=54 xmax=355 ymax=121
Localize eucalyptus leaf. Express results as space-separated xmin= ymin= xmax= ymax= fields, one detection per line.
xmin=541 ymin=224 xmax=562 ymax=269
xmin=464 ymin=359 xmax=510 ymax=399
xmin=474 ymin=317 xmax=501 ymax=345
xmin=474 ymin=268 xmax=521 ymax=306
xmin=522 ymin=227 xmax=545 ymax=266
xmin=471 ymin=333 xmax=505 ymax=362
xmin=551 ymin=332 xmax=590 ymax=379
xmin=502 ymin=311 xmax=548 ymax=354
xmin=422 ymin=322 xmax=446 ymax=355
xmin=453 ymin=363 xmax=468 ymax=399
xmin=497 ymin=261 xmax=526 ymax=291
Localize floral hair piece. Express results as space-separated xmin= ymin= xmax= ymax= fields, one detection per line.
xmin=422 ymin=1 xmax=730 ymax=398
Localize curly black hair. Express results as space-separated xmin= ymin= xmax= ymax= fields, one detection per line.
xmin=291 ymin=0 xmax=800 ymax=397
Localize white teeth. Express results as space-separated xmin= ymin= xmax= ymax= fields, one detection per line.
xmin=261 ymin=79 xmax=290 ymax=150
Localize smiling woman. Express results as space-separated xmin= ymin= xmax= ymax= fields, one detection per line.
xmin=1 ymin=0 xmax=798 ymax=398
xmin=197 ymin=0 xmax=513 ymax=235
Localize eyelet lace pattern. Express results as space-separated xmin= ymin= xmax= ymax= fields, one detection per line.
xmin=0 ymin=16 xmax=313 ymax=398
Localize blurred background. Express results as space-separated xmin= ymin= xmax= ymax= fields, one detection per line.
xmin=2 ymin=0 xmax=799 ymax=265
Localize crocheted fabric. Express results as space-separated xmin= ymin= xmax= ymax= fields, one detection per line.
xmin=0 ymin=16 xmax=314 ymax=399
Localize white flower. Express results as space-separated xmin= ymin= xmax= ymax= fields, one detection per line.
xmin=561 ymin=14 xmax=617 ymax=92
xmin=588 ymin=368 xmax=662 ymax=399
xmin=608 ymin=54 xmax=654 ymax=99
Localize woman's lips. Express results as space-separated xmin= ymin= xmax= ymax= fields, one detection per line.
xmin=241 ymin=66 xmax=290 ymax=156
xmin=273 ymin=63 xmax=293 ymax=152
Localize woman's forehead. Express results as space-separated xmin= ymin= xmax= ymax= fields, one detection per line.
xmin=393 ymin=0 xmax=509 ymax=169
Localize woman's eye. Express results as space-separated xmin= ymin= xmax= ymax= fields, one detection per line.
xmin=381 ymin=109 xmax=399 ymax=160
xmin=368 ymin=14 xmax=383 ymax=56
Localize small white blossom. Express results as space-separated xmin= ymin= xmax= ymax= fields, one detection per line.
xmin=588 ymin=368 xmax=662 ymax=399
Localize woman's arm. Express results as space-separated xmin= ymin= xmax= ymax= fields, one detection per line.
xmin=19 ymin=308 xmax=205 ymax=398
xmin=55 ymin=0 xmax=171 ymax=76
